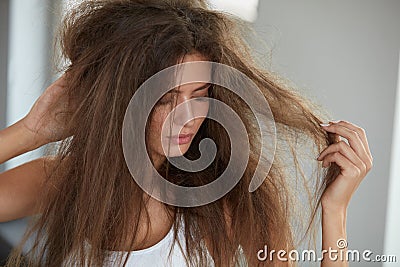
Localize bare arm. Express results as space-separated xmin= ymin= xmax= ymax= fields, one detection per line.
xmin=320 ymin=206 xmax=347 ymax=266
xmin=0 ymin=156 xmax=52 ymax=222
xmin=0 ymin=119 xmax=42 ymax=165
xmin=0 ymin=74 xmax=73 ymax=222
xmin=0 ymin=119 xmax=53 ymax=222
xmin=317 ymin=120 xmax=373 ymax=266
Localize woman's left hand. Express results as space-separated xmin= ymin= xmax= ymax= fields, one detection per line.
xmin=317 ymin=120 xmax=373 ymax=212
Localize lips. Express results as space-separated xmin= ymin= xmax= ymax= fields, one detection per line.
xmin=169 ymin=133 xmax=193 ymax=139
xmin=167 ymin=133 xmax=194 ymax=145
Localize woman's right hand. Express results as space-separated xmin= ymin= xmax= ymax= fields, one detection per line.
xmin=20 ymin=74 xmax=76 ymax=146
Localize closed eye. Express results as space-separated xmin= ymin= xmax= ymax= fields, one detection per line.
xmin=157 ymin=89 xmax=209 ymax=105
xmin=157 ymin=98 xmax=172 ymax=105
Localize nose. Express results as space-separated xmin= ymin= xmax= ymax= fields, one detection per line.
xmin=174 ymin=97 xmax=195 ymax=128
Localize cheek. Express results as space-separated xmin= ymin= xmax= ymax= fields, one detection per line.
xmin=196 ymin=117 xmax=206 ymax=128
xmin=197 ymin=101 xmax=210 ymax=115
xmin=150 ymin=109 xmax=169 ymax=137
xmin=198 ymin=103 xmax=209 ymax=122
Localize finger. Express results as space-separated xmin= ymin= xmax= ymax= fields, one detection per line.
xmin=54 ymin=73 xmax=67 ymax=86
xmin=333 ymin=133 xmax=341 ymax=143
xmin=329 ymin=120 xmax=372 ymax=161
xmin=317 ymin=141 xmax=367 ymax=174
xmin=322 ymin=152 xmax=362 ymax=179
xmin=320 ymin=123 xmax=372 ymax=170
xmin=46 ymin=79 xmax=68 ymax=101
xmin=44 ymin=81 xmax=63 ymax=94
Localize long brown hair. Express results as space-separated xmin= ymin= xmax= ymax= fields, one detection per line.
xmin=6 ymin=0 xmax=340 ymax=266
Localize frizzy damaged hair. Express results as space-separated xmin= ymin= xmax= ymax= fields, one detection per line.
xmin=6 ymin=0 xmax=340 ymax=266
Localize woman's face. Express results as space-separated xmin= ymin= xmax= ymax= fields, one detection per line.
xmin=148 ymin=53 xmax=211 ymax=166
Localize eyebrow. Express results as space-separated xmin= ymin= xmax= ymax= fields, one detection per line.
xmin=170 ymin=83 xmax=212 ymax=93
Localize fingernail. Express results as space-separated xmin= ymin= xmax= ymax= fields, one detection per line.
xmin=320 ymin=123 xmax=330 ymax=127
xmin=329 ymin=120 xmax=340 ymax=123
xmin=326 ymin=162 xmax=331 ymax=168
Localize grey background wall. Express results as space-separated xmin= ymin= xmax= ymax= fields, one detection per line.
xmin=0 ymin=0 xmax=399 ymax=266
xmin=0 ymin=1 xmax=10 ymax=262
xmin=0 ymin=0 xmax=9 ymax=174
xmin=0 ymin=0 xmax=61 ymax=257
xmin=254 ymin=1 xmax=400 ymax=266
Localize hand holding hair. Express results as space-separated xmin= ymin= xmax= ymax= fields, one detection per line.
xmin=21 ymin=73 xmax=75 ymax=146
xmin=318 ymin=120 xmax=373 ymax=211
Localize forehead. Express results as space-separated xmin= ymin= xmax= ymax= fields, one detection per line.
xmin=171 ymin=53 xmax=212 ymax=93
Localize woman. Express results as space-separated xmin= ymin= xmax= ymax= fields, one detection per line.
xmin=0 ymin=0 xmax=373 ymax=266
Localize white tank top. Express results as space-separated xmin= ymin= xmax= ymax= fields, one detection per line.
xmin=104 ymin=218 xmax=215 ymax=267
xmin=64 ymin=218 xmax=216 ymax=266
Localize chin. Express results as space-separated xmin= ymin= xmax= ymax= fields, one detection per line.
xmin=163 ymin=144 xmax=190 ymax=158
